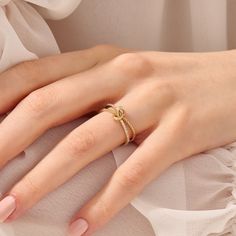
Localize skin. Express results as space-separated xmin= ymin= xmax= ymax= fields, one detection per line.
xmin=1 ymin=45 xmax=236 ymax=235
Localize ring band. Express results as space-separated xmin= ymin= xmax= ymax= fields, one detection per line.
xmin=101 ymin=104 xmax=136 ymax=145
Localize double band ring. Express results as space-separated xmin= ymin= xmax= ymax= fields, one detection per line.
xmin=101 ymin=104 xmax=136 ymax=145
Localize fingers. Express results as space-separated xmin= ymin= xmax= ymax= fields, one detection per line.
xmin=0 ymin=45 xmax=124 ymax=114
xmin=2 ymin=112 xmax=124 ymax=222
xmin=1 ymin=98 xmax=151 ymax=222
xmin=0 ymin=62 xmax=124 ymax=167
xmin=0 ymin=51 xmax=150 ymax=168
xmin=0 ymin=73 xmax=174 ymax=171
xmin=68 ymin=122 xmax=180 ymax=236
xmin=0 ymin=50 xmax=94 ymax=113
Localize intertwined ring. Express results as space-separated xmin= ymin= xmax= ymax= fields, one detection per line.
xmin=101 ymin=104 xmax=136 ymax=145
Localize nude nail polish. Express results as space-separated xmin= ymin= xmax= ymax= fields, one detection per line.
xmin=0 ymin=195 xmax=16 ymax=222
xmin=69 ymin=218 xmax=88 ymax=236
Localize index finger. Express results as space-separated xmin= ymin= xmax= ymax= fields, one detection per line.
xmin=0 ymin=45 xmax=124 ymax=113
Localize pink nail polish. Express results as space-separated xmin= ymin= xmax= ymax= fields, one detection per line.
xmin=0 ymin=195 xmax=16 ymax=222
xmin=69 ymin=218 xmax=88 ymax=236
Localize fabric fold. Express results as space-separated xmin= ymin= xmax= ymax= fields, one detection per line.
xmin=113 ymin=142 xmax=236 ymax=236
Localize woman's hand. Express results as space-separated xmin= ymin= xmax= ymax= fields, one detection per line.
xmin=0 ymin=45 xmax=236 ymax=236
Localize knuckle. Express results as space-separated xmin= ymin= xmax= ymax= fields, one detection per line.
xmin=65 ymin=128 xmax=96 ymax=156
xmin=13 ymin=60 xmax=42 ymax=82
xmin=80 ymin=198 xmax=111 ymax=227
xmin=171 ymin=103 xmax=192 ymax=132
xmin=161 ymin=104 xmax=194 ymax=161
xmin=156 ymin=80 xmax=175 ymax=96
xmin=115 ymin=162 xmax=145 ymax=189
xmin=152 ymin=81 xmax=177 ymax=106
xmin=92 ymin=44 xmax=116 ymax=52
xmin=91 ymin=44 xmax=123 ymax=65
xmin=21 ymin=88 xmax=56 ymax=117
xmin=96 ymin=198 xmax=112 ymax=220
xmin=22 ymin=175 xmax=41 ymax=196
xmin=112 ymin=53 xmax=153 ymax=78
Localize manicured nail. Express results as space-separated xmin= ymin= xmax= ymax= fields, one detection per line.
xmin=0 ymin=195 xmax=16 ymax=222
xmin=69 ymin=218 xmax=89 ymax=236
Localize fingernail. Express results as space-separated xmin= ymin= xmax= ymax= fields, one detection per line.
xmin=0 ymin=195 xmax=16 ymax=222
xmin=68 ymin=218 xmax=89 ymax=236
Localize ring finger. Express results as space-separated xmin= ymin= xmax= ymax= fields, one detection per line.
xmin=3 ymin=97 xmax=153 ymax=221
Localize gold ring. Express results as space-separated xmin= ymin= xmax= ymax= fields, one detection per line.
xmin=100 ymin=104 xmax=136 ymax=145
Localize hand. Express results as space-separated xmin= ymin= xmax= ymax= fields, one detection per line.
xmin=0 ymin=45 xmax=236 ymax=236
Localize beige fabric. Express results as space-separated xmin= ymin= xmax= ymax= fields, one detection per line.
xmin=1 ymin=0 xmax=236 ymax=236
xmin=49 ymin=0 xmax=236 ymax=52
xmin=114 ymin=142 xmax=236 ymax=236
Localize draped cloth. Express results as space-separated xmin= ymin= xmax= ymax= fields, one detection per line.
xmin=1 ymin=1 xmax=236 ymax=235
